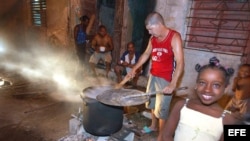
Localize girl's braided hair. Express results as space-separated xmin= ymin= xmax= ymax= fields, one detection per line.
xmin=195 ymin=57 xmax=234 ymax=86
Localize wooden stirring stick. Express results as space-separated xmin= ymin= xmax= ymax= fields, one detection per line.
xmin=115 ymin=75 xmax=132 ymax=89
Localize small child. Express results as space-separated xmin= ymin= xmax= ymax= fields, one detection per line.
xmin=159 ymin=57 xmax=241 ymax=141
xmin=225 ymin=64 xmax=250 ymax=123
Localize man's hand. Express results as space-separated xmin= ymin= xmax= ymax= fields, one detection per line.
xmin=123 ymin=62 xmax=129 ymax=67
xmin=126 ymin=68 xmax=136 ymax=79
xmin=162 ymin=85 xmax=176 ymax=94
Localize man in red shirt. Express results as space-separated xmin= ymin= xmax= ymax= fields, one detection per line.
xmin=126 ymin=12 xmax=184 ymax=136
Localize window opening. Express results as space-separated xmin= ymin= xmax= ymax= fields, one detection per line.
xmin=31 ymin=0 xmax=47 ymax=27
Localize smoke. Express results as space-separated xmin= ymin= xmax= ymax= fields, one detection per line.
xmin=0 ymin=39 xmax=114 ymax=102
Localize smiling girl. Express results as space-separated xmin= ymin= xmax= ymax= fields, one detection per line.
xmin=159 ymin=57 xmax=241 ymax=141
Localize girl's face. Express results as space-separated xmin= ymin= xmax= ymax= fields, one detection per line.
xmin=196 ymin=68 xmax=227 ymax=105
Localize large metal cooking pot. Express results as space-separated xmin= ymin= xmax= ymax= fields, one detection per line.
xmin=81 ymin=86 xmax=123 ymax=136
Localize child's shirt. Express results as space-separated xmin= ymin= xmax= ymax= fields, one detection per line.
xmin=174 ymin=99 xmax=228 ymax=141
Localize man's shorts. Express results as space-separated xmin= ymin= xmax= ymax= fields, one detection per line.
xmin=145 ymin=75 xmax=172 ymax=119
xmin=89 ymin=51 xmax=112 ymax=64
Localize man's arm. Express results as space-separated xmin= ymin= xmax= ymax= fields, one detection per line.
xmin=125 ymin=38 xmax=152 ymax=79
xmin=86 ymin=14 xmax=95 ymax=35
xmin=91 ymin=35 xmax=97 ymax=51
xmin=132 ymin=38 xmax=152 ymax=72
xmin=106 ymin=36 xmax=114 ymax=52
xmin=117 ymin=52 xmax=126 ymax=65
xmin=165 ymin=32 xmax=184 ymax=93
xmin=232 ymin=77 xmax=238 ymax=92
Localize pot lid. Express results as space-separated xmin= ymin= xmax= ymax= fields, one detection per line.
xmin=82 ymin=86 xmax=113 ymax=99
xmin=96 ymin=88 xmax=149 ymax=106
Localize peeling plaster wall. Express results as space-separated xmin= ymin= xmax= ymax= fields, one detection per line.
xmin=46 ymin=0 xmax=96 ymax=50
xmin=0 ymin=0 xmax=70 ymax=50
xmin=155 ymin=0 xmax=188 ymax=38
xmin=155 ymin=0 xmax=241 ymax=96
xmin=0 ymin=0 xmax=28 ymax=50
xmin=46 ymin=0 xmax=69 ymax=49
xmin=68 ymin=0 xmax=85 ymax=44
xmin=0 ymin=0 xmax=244 ymax=96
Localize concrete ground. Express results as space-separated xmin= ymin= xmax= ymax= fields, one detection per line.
xmin=0 ymin=84 xmax=186 ymax=141
xmin=0 ymin=82 xmax=81 ymax=141
xmin=0 ymin=68 xmax=158 ymax=141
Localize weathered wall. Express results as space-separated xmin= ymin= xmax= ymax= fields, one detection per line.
xmin=0 ymin=0 xmax=247 ymax=96
xmin=155 ymin=0 xmax=188 ymax=38
xmin=155 ymin=0 xmax=241 ymax=95
xmin=120 ymin=0 xmax=133 ymax=56
xmin=0 ymin=0 xmax=28 ymax=50
xmin=0 ymin=0 xmax=70 ymax=50
xmin=46 ymin=0 xmax=69 ymax=49
xmin=46 ymin=0 xmax=97 ymax=50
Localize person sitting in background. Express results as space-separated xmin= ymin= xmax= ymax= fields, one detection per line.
xmin=225 ymin=63 xmax=250 ymax=124
xmin=89 ymin=25 xmax=114 ymax=77
xmin=158 ymin=57 xmax=241 ymax=141
xmin=114 ymin=42 xmax=141 ymax=88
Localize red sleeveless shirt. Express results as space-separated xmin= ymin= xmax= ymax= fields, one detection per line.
xmin=150 ymin=29 xmax=176 ymax=81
